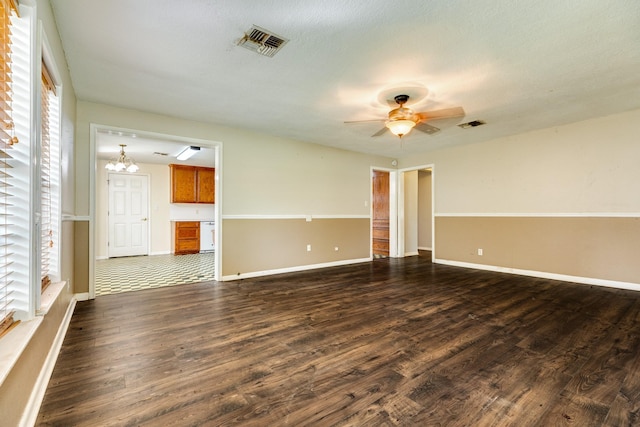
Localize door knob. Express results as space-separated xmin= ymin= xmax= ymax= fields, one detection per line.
xmin=142 ymin=218 xmax=148 ymax=221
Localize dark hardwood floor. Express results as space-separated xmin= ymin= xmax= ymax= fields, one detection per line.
xmin=37 ymin=252 xmax=640 ymax=426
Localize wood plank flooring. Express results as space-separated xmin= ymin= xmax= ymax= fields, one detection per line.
xmin=37 ymin=252 xmax=640 ymax=426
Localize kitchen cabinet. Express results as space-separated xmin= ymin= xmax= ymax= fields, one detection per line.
xmin=196 ymin=167 xmax=215 ymax=203
xmin=169 ymin=164 xmax=196 ymax=203
xmin=173 ymin=221 xmax=200 ymax=254
xmin=169 ymin=164 xmax=215 ymax=204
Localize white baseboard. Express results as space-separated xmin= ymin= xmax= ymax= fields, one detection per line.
xmin=434 ymin=258 xmax=640 ymax=292
xmin=149 ymin=250 xmax=171 ymax=256
xmin=404 ymin=251 xmax=419 ymax=256
xmin=222 ymin=257 xmax=372 ymax=281
xmin=97 ymin=250 xmax=171 ymax=261
xmin=21 ymin=297 xmax=77 ymax=427
xmin=418 ymin=246 xmax=432 ymax=251
xmin=74 ymin=292 xmax=90 ymax=301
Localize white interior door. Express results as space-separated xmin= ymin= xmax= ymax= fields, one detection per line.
xmin=108 ymin=173 xmax=149 ymax=258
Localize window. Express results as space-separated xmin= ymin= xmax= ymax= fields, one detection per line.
xmin=0 ymin=0 xmax=63 ymax=336
xmin=0 ymin=0 xmax=19 ymax=337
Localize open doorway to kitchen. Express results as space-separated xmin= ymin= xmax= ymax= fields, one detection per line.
xmin=91 ymin=125 xmax=222 ymax=298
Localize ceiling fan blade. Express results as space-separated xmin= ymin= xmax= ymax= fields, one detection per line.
xmin=344 ymin=119 xmax=386 ymax=124
xmin=371 ymin=127 xmax=388 ymax=137
xmin=415 ymin=123 xmax=440 ymax=135
xmin=417 ymin=106 xmax=465 ymax=122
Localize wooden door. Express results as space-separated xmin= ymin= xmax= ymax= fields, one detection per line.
xmin=372 ymin=170 xmax=390 ymax=257
xmin=108 ymin=173 xmax=149 ymax=258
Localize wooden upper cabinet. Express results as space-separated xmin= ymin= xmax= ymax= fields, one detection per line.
xmin=170 ymin=164 xmax=197 ymax=203
xmin=197 ymin=167 xmax=215 ymax=204
xmin=169 ymin=164 xmax=215 ymax=204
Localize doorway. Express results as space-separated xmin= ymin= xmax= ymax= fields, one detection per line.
xmin=398 ymin=165 xmax=434 ymax=260
xmin=90 ymin=124 xmax=222 ymax=299
xmin=417 ymin=169 xmax=433 ymax=252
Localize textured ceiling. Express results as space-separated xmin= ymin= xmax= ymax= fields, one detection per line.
xmin=50 ymin=0 xmax=640 ymax=159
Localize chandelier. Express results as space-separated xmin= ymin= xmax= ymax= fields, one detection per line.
xmin=105 ymin=144 xmax=139 ymax=173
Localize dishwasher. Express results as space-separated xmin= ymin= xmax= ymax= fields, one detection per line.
xmin=200 ymin=221 xmax=215 ymax=252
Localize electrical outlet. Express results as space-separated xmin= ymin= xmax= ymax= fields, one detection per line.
xmin=334 ymin=246 xmax=339 ymax=251
xmin=477 ymin=248 xmax=483 ymax=256
xmin=307 ymin=244 xmax=311 ymax=252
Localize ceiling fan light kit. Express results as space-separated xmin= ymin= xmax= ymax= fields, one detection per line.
xmin=386 ymin=119 xmax=416 ymax=138
xmin=345 ymin=93 xmax=465 ymax=140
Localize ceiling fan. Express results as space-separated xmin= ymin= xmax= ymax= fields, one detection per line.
xmin=345 ymin=94 xmax=465 ymax=138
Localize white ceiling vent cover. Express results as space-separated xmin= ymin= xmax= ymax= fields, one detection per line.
xmin=238 ymin=25 xmax=288 ymax=58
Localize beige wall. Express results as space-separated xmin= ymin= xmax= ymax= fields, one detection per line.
xmin=74 ymin=221 xmax=90 ymax=294
xmin=222 ymin=218 xmax=370 ymax=277
xmin=402 ymin=109 xmax=640 ymax=215
xmin=436 ymin=216 xmax=640 ymax=284
xmin=400 ymin=108 xmax=640 ymax=286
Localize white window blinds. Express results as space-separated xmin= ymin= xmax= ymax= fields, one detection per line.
xmin=40 ymin=63 xmax=55 ymax=291
xmin=0 ymin=0 xmax=19 ymax=337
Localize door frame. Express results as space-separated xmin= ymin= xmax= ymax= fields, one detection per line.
xmin=370 ymin=167 xmax=398 ymax=258
xmin=107 ymin=171 xmax=151 ymax=258
xmin=89 ymin=123 xmax=223 ymax=299
xmin=397 ymin=164 xmax=435 ymax=261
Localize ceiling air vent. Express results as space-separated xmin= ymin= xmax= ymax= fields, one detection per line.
xmin=458 ymin=120 xmax=486 ymax=129
xmin=237 ymin=25 xmax=288 ymax=58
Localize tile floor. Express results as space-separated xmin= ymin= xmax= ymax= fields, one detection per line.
xmin=95 ymin=252 xmax=215 ymax=296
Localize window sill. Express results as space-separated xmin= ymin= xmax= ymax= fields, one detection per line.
xmin=0 ymin=317 xmax=43 ymax=387
xmin=0 ymin=280 xmax=67 ymax=387
xmin=38 ymin=280 xmax=68 ymax=316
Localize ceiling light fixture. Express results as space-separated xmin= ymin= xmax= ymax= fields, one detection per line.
xmin=176 ymin=146 xmax=200 ymax=161
xmin=105 ymin=144 xmax=139 ymax=173
xmin=345 ymin=94 xmax=465 ymax=139
xmin=385 ymin=119 xmax=416 ymax=138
